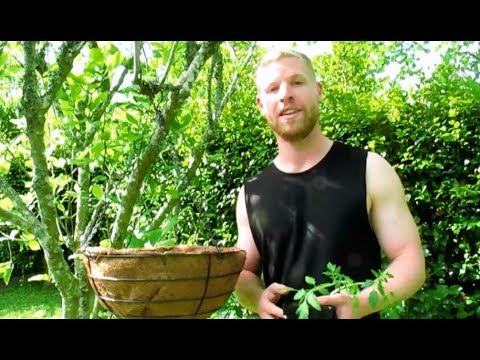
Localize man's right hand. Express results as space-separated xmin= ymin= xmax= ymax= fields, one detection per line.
xmin=257 ymin=282 xmax=289 ymax=319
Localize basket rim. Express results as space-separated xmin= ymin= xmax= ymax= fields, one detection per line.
xmin=82 ymin=245 xmax=246 ymax=257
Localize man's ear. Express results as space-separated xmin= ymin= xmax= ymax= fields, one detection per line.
xmin=317 ymin=81 xmax=323 ymax=102
xmin=256 ymin=96 xmax=265 ymax=114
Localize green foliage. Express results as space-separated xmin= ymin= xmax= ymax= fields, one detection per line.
xmin=209 ymin=294 xmax=258 ymax=319
xmin=1 ymin=41 xmax=479 ymax=319
xmin=0 ymin=239 xmax=45 ymax=278
xmin=381 ymin=284 xmax=480 ymax=319
xmin=0 ymin=260 xmax=13 ymax=285
xmin=285 ymin=262 xmax=393 ymax=319
xmin=124 ymin=227 xmax=177 ymax=249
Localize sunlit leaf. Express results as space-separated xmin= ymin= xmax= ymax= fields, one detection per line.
xmin=91 ymin=184 xmax=103 ymax=200
xmin=99 ymin=240 xmax=111 ymax=248
xmin=0 ymin=261 xmax=14 ymax=285
xmin=297 ymin=302 xmax=310 ymax=319
xmin=0 ymin=157 xmax=10 ymax=174
xmin=294 ymin=289 xmax=306 ymax=301
xmin=28 ymin=274 xmax=50 ymax=282
xmin=0 ymin=197 xmax=13 ymax=211
xmin=27 ymin=240 xmax=41 ymax=251
xmin=306 ymin=293 xmax=321 ymax=311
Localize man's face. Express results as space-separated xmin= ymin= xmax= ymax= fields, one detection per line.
xmin=256 ymin=57 xmax=322 ymax=142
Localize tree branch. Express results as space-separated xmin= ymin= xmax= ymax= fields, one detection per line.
xmin=147 ymin=44 xmax=256 ymax=232
xmin=162 ymin=41 xmax=221 ymax=130
xmin=135 ymin=42 xmax=180 ymax=100
xmin=109 ymin=41 xmax=222 ymax=248
xmin=72 ymin=62 xmax=129 ymax=249
xmin=22 ymin=41 xmax=60 ymax=244
xmin=133 ymin=41 xmax=142 ymax=83
xmin=0 ymin=41 xmax=7 ymax=58
xmin=109 ymin=120 xmax=165 ymax=248
xmin=220 ymin=42 xmax=257 ymax=110
xmin=0 ymin=174 xmax=37 ymax=222
xmin=0 ymin=207 xmax=40 ymax=237
xmin=79 ymin=181 xmax=110 ymax=248
xmin=72 ymin=165 xmax=89 ymax=250
xmin=158 ymin=41 xmax=178 ymax=89
xmin=40 ymin=41 xmax=86 ymax=115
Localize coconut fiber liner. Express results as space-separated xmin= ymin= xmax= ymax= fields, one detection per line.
xmin=83 ymin=245 xmax=246 ymax=319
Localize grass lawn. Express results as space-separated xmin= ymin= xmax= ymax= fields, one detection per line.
xmin=0 ymin=277 xmax=62 ymax=319
xmin=0 ymin=277 xmax=248 ymax=319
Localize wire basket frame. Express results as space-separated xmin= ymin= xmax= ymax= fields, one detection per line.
xmin=83 ymin=245 xmax=246 ymax=319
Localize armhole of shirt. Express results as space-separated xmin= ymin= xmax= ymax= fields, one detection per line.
xmin=244 ymin=180 xmax=263 ymax=257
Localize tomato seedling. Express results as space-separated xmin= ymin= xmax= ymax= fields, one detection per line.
xmin=284 ymin=262 xmax=393 ymax=319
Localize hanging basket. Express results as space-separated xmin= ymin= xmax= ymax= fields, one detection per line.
xmin=82 ymin=245 xmax=246 ymax=319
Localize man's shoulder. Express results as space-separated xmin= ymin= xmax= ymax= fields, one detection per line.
xmin=331 ymin=141 xmax=369 ymax=162
xmin=335 ymin=140 xmax=366 ymax=154
xmin=366 ymin=151 xmax=394 ymax=174
xmin=244 ymin=163 xmax=276 ymax=185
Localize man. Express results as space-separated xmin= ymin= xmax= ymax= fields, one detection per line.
xmin=233 ymin=49 xmax=426 ymax=319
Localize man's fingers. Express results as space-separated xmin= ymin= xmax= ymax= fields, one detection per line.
xmin=317 ymin=293 xmax=349 ymax=306
xmin=269 ymin=304 xmax=286 ymax=319
xmin=269 ymin=282 xmax=290 ymax=296
xmin=260 ymin=304 xmax=286 ymax=319
xmin=317 ymin=295 xmax=331 ymax=306
xmin=261 ymin=313 xmax=275 ymax=319
xmin=259 ymin=283 xmax=289 ymax=319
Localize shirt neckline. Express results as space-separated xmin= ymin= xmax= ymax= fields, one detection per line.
xmin=272 ymin=140 xmax=338 ymax=176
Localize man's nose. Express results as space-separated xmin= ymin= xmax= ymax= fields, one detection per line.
xmin=278 ymin=83 xmax=292 ymax=102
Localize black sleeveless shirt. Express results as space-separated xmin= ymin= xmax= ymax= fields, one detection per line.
xmin=244 ymin=141 xmax=381 ymax=316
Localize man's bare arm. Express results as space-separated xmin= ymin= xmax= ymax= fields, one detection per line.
xmin=233 ymin=185 xmax=264 ymax=313
xmin=355 ymin=152 xmax=426 ymax=317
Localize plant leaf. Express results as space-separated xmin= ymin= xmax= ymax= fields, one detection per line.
xmin=0 ymin=261 xmax=14 ymax=285
xmin=294 ymin=288 xmax=306 ymax=301
xmin=377 ymin=282 xmax=385 ymax=296
xmin=306 ymin=293 xmax=321 ymax=311
xmin=362 ymin=279 xmax=374 ymax=288
xmin=99 ymin=239 xmax=111 ymax=248
xmin=368 ymin=290 xmax=379 ymax=308
xmin=318 ymin=287 xmax=330 ymax=295
xmin=91 ymin=184 xmax=103 ymax=200
xmin=305 ymin=276 xmax=316 ymax=286
xmin=155 ymin=238 xmax=176 ymax=247
xmin=28 ymin=274 xmax=50 ymax=282
xmin=297 ymin=302 xmax=309 ymax=319
xmin=27 ymin=240 xmax=41 ymax=251
xmin=327 ymin=262 xmax=336 ymax=272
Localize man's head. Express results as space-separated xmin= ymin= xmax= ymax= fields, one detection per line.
xmin=255 ymin=49 xmax=317 ymax=88
xmin=255 ymin=49 xmax=322 ymax=142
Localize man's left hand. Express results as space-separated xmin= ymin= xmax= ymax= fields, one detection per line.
xmin=317 ymin=293 xmax=363 ymax=319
